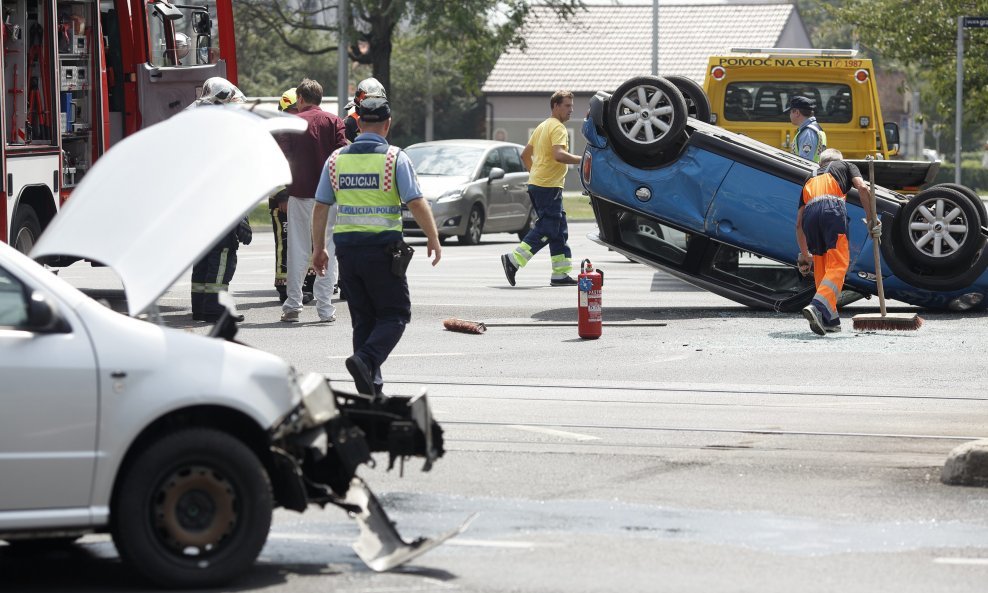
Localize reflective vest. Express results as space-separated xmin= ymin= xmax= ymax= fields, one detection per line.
xmin=801 ymin=163 xmax=844 ymax=205
xmin=329 ymin=145 xmax=402 ymax=236
xmin=792 ymin=119 xmax=828 ymax=162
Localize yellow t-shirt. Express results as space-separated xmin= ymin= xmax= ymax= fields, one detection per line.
xmin=528 ymin=117 xmax=569 ymax=188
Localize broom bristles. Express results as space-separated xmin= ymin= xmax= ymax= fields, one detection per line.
xmin=851 ymin=313 xmax=923 ymax=331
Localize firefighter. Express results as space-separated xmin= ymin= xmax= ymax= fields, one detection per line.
xmin=270 ymin=87 xmax=316 ymax=304
xmin=343 ymin=77 xmax=387 ymax=143
xmin=311 ymin=97 xmax=441 ymax=396
xmin=185 ymin=77 xmax=248 ymax=322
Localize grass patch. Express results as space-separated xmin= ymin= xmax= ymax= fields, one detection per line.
xmin=248 ymin=201 xmax=273 ymax=227
xmin=564 ymin=192 xmax=595 ymax=221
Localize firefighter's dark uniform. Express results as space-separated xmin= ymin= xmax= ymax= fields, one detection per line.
xmin=314 ymin=99 xmax=421 ymax=395
xmin=191 ymin=228 xmax=239 ymax=321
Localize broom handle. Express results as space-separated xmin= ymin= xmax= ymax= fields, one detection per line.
xmin=867 ymin=157 xmax=887 ymax=317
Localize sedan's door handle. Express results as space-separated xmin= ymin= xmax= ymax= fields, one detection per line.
xmin=111 ymin=371 xmax=127 ymax=379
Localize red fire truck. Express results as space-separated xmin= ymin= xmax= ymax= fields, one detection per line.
xmin=1 ymin=0 xmax=237 ymax=253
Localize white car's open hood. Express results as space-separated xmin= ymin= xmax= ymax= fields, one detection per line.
xmin=32 ymin=107 xmax=302 ymax=316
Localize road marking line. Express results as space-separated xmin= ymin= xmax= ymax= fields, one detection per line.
xmin=934 ymin=557 xmax=988 ymax=566
xmin=447 ymin=538 xmax=547 ymax=549
xmin=506 ymin=424 xmax=600 ymax=441
xmin=326 ymin=353 xmax=467 ymax=359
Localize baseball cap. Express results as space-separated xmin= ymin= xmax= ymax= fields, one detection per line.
xmin=358 ymin=97 xmax=391 ymax=122
xmin=784 ymin=95 xmax=815 ymax=112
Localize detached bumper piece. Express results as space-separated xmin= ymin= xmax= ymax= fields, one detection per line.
xmin=345 ymin=478 xmax=476 ymax=571
xmin=273 ymin=375 xmax=462 ymax=571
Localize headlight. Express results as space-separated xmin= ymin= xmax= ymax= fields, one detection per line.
xmin=437 ymin=188 xmax=465 ymax=203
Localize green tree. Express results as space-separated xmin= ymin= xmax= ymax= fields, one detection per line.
xmin=824 ymin=0 xmax=988 ymax=148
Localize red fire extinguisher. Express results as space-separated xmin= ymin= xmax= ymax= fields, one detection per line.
xmin=577 ymin=259 xmax=603 ymax=339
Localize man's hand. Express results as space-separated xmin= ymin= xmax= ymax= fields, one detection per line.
xmin=312 ymin=248 xmax=330 ymax=276
xmin=797 ymin=252 xmax=813 ymax=277
xmin=869 ymin=219 xmax=882 ymax=239
xmin=426 ymin=237 xmax=442 ymax=266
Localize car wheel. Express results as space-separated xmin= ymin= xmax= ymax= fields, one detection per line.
xmin=458 ymin=205 xmax=484 ymax=245
xmin=111 ymin=429 xmax=273 ymax=589
xmin=665 ymin=75 xmax=712 ymax=124
xmin=10 ymin=204 xmax=42 ymax=255
xmin=897 ymin=186 xmax=985 ymax=268
xmin=517 ymin=207 xmax=537 ymax=241
xmin=606 ymin=76 xmax=687 ymax=158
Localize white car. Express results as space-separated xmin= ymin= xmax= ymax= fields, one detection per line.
xmin=0 ymin=107 xmax=462 ymax=588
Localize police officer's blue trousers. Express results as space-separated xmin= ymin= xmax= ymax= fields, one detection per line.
xmin=337 ymin=245 xmax=411 ymax=392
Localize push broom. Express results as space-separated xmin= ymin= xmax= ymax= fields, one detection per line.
xmin=852 ymin=156 xmax=923 ymax=331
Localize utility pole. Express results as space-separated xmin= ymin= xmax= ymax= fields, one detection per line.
xmin=337 ymin=0 xmax=349 ymax=119
xmin=425 ymin=45 xmax=434 ymax=141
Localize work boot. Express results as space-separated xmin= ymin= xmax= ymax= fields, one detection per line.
xmin=824 ymin=320 xmax=842 ymax=333
xmin=550 ymin=275 xmax=578 ymax=287
xmin=801 ymin=305 xmax=826 ymax=336
xmin=500 ymin=254 xmax=517 ymax=286
xmin=346 ymin=355 xmax=375 ymax=396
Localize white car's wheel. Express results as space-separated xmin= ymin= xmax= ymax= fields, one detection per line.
xmin=111 ymin=429 xmax=272 ymax=588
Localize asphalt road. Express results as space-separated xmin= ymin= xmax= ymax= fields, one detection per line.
xmin=5 ymin=222 xmax=988 ymax=593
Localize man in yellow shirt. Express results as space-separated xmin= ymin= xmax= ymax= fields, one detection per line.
xmin=501 ymin=90 xmax=583 ymax=286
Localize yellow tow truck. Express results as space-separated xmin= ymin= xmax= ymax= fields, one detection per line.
xmin=703 ymin=48 xmax=938 ymax=192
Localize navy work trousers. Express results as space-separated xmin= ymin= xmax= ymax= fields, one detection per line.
xmin=337 ymin=245 xmax=411 ymax=391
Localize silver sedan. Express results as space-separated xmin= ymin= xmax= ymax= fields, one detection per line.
xmin=403 ymin=140 xmax=536 ymax=245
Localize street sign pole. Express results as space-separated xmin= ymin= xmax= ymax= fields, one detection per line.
xmin=956 ymin=16 xmax=963 ymax=184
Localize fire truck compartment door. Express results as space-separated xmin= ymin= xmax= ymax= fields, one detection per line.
xmin=137 ymin=61 xmax=228 ymax=129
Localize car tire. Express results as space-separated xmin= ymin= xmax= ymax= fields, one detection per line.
xmin=896 ymin=186 xmax=985 ymax=269
xmin=111 ymin=428 xmax=273 ymax=589
xmin=665 ymin=75 xmax=712 ymax=124
xmin=10 ymin=204 xmax=42 ymax=255
xmin=517 ymin=207 xmax=537 ymax=241
xmin=458 ymin=205 xmax=484 ymax=245
xmin=606 ymin=76 xmax=687 ymax=158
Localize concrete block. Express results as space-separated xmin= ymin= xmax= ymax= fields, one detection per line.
xmin=942 ymin=439 xmax=988 ymax=486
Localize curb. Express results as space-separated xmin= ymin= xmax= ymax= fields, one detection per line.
xmin=941 ymin=439 xmax=988 ymax=487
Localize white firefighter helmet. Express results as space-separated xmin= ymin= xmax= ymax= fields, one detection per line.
xmin=345 ymin=77 xmax=387 ymax=110
xmin=187 ymin=77 xmax=246 ymax=109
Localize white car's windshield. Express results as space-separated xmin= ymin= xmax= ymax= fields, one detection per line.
xmin=406 ymin=146 xmax=483 ymax=177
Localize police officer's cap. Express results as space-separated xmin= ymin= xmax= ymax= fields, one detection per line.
xmin=358 ymin=97 xmax=391 ymax=122
xmin=784 ymin=96 xmax=815 ymax=112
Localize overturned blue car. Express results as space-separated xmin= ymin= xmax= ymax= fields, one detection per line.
xmin=580 ymin=75 xmax=988 ymax=312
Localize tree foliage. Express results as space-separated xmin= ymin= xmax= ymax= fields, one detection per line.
xmin=823 ymin=0 xmax=988 ymax=146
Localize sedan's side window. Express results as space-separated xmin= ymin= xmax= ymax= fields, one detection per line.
xmin=479 ymin=150 xmax=502 ymax=179
xmin=500 ymin=147 xmax=525 ymax=173
xmin=0 ymin=266 xmax=28 ymax=328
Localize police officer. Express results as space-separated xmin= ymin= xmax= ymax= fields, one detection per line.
xmin=311 ymin=97 xmax=441 ymax=395
xmin=343 ymin=77 xmax=387 ymax=143
xmin=785 ymin=95 xmax=827 ymax=163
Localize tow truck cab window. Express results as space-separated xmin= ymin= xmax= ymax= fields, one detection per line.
xmin=146 ymin=1 xmax=220 ymax=67
xmin=724 ymin=82 xmax=853 ymax=124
